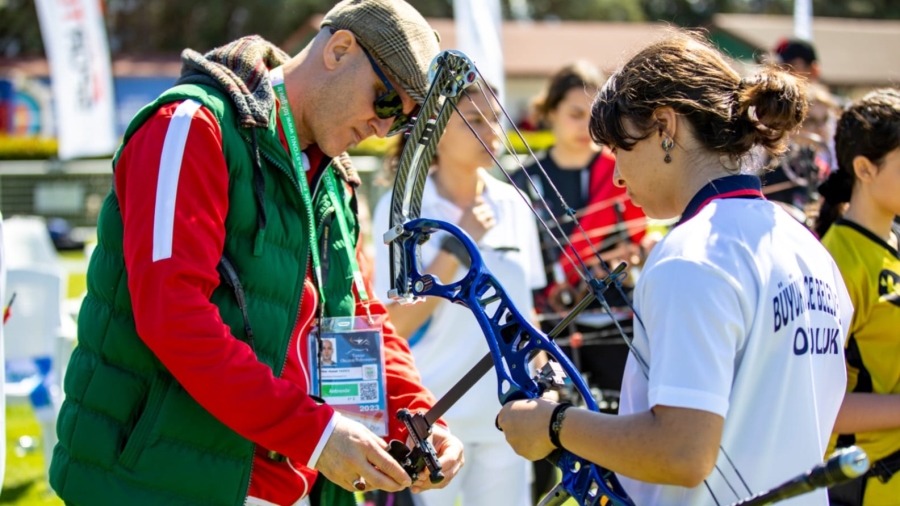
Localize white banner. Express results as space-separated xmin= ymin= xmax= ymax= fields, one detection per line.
xmin=453 ymin=0 xmax=505 ymax=107
xmin=794 ymin=0 xmax=813 ymax=41
xmin=35 ymin=0 xmax=117 ymax=160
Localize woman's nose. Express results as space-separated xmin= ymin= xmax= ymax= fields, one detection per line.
xmin=612 ymin=162 xmax=626 ymax=188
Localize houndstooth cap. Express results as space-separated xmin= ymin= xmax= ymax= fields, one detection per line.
xmin=321 ymin=0 xmax=441 ymax=104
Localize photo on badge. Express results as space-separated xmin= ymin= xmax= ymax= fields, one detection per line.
xmin=309 ymin=315 xmax=389 ymax=436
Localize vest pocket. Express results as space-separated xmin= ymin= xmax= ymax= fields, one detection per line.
xmin=118 ymin=374 xmax=171 ymax=469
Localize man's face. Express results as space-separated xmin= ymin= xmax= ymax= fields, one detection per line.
xmin=783 ymin=57 xmax=819 ymax=82
xmin=322 ymin=340 xmax=334 ymax=362
xmin=314 ymin=32 xmax=420 ymax=157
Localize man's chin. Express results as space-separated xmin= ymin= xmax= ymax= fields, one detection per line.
xmin=317 ymin=137 xmax=354 ymax=159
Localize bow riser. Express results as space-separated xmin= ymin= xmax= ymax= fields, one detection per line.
xmin=398 ymin=218 xmax=634 ymax=506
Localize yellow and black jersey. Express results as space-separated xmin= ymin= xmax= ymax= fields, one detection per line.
xmin=822 ymin=217 xmax=900 ymax=505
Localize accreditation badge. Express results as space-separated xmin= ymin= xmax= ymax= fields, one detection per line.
xmin=309 ymin=315 xmax=388 ymax=436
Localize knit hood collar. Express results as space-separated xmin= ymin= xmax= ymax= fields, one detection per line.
xmin=174 ymin=35 xmax=361 ymax=187
xmin=176 ymin=35 xmax=288 ymax=129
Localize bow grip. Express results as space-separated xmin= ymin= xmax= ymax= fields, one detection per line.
xmin=391 ymin=408 xmax=444 ymax=484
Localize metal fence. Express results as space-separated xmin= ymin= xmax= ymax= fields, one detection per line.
xmin=0 ymin=156 xmax=390 ymax=233
xmin=0 ymin=159 xmax=115 ymax=229
xmin=0 ymin=155 xmax=519 ymax=251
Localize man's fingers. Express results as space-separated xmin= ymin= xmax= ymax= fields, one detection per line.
xmin=365 ymin=443 xmax=412 ymax=489
xmin=357 ymin=461 xmax=406 ymax=493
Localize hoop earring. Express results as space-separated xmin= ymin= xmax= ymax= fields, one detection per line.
xmin=661 ymin=137 xmax=674 ymax=163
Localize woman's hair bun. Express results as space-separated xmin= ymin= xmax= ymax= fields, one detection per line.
xmin=732 ymin=68 xmax=808 ymax=158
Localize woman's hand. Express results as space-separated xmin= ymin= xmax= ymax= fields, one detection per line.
xmin=496 ymin=398 xmax=558 ymax=461
xmin=457 ymin=196 xmax=496 ymax=243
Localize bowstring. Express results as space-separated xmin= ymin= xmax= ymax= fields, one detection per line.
xmin=548 ymin=216 xmax=649 ymax=255
xmin=463 ymin=85 xmax=599 ymax=289
xmin=470 ymin=67 xmax=624 ymax=281
xmin=459 ymin=79 xmax=650 ymax=372
xmin=453 ymin=71 xmax=753 ymax=500
xmin=445 ymin=94 xmax=596 ymax=290
xmin=468 ymin=71 xmax=654 ymax=354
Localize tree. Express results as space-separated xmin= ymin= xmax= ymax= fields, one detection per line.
xmin=1 ymin=0 xmax=898 ymax=58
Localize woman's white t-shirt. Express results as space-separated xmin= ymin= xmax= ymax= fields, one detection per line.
xmin=372 ymin=169 xmax=546 ymax=443
xmin=618 ymin=198 xmax=852 ymax=506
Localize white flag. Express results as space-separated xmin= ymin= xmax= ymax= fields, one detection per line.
xmin=794 ymin=0 xmax=813 ymax=42
xmin=35 ymin=0 xmax=117 ymax=160
xmin=453 ymin=0 xmax=505 ymax=107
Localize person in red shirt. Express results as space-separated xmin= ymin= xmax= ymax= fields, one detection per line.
xmin=50 ymin=2 xmax=462 ymax=506
xmin=513 ymin=62 xmax=646 ymax=315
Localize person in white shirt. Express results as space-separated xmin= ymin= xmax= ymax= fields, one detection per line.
xmin=497 ymin=31 xmax=852 ymax=506
xmin=372 ymin=89 xmax=546 ymax=506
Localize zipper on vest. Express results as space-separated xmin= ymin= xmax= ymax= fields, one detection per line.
xmin=277 ymin=171 xmax=326 ymax=379
xmin=239 ymin=133 xmax=316 ymax=505
xmin=243 ymin=240 xmax=310 ymax=504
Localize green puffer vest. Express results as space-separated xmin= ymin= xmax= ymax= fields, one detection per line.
xmin=50 ymin=83 xmax=361 ymax=506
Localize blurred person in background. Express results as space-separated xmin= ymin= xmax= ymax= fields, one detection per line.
xmin=498 ymin=32 xmax=851 ymax=506
xmin=513 ymin=62 xmax=646 ymax=316
xmin=760 ymin=83 xmax=840 ymax=221
xmin=511 ymin=61 xmax=648 ymax=501
xmin=47 ymin=2 xmax=464 ymax=506
xmin=817 ymin=89 xmax=900 ymax=506
xmin=773 ymin=38 xmax=822 ymax=83
xmin=372 ymin=86 xmax=543 ymax=506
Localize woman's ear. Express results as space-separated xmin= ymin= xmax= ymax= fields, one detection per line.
xmin=653 ymin=107 xmax=678 ymax=139
xmin=852 ymin=155 xmax=878 ymax=184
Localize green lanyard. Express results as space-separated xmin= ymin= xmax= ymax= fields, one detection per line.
xmin=322 ymin=168 xmax=371 ymax=307
xmin=271 ymin=68 xmax=370 ymax=314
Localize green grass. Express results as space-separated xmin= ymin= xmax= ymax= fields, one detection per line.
xmin=0 ymin=404 xmax=63 ymax=505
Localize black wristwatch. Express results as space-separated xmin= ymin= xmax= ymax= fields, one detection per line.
xmin=439 ymin=235 xmax=472 ymax=268
xmin=549 ymin=403 xmax=574 ymax=449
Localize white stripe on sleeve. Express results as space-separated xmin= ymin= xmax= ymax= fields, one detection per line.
xmin=307 ymin=411 xmax=341 ymax=469
xmin=152 ymin=99 xmax=203 ymax=262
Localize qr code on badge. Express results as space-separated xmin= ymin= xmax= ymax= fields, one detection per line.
xmin=362 ymin=364 xmax=378 ymax=380
xmin=359 ymin=381 xmax=379 ymax=402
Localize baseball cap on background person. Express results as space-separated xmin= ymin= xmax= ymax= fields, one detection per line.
xmin=321 ymin=0 xmax=442 ymax=104
xmin=773 ymin=38 xmax=821 ymax=81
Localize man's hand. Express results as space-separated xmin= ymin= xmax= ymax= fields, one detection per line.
xmin=316 ymin=416 xmax=412 ymax=493
xmin=496 ymin=398 xmax=557 ymax=461
xmin=409 ymin=425 xmax=464 ymax=493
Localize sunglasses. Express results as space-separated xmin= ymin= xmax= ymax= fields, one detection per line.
xmin=360 ymin=45 xmax=419 ymax=136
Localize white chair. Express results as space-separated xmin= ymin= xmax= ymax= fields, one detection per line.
xmin=2 ymin=216 xmax=76 ymax=485
xmin=0 ymin=215 xmax=7 ymax=488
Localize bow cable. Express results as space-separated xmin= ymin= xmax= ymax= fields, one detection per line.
xmin=384 ymin=51 xmax=764 ymax=504
xmin=447 ymin=91 xmax=649 ymax=372
xmin=451 ymin=70 xmax=754 ymax=501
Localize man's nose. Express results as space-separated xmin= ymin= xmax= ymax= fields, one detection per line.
xmin=371 ymin=116 xmax=393 ymax=138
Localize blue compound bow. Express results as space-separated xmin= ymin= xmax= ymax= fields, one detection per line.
xmin=382 ymin=49 xmax=635 ymax=506
xmin=380 ymin=50 xmax=867 ymax=506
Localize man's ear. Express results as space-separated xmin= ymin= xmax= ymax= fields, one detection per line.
xmin=653 ymin=106 xmax=678 ymax=139
xmin=321 ymin=29 xmax=356 ymax=71
xmin=853 ymin=155 xmax=879 ymax=183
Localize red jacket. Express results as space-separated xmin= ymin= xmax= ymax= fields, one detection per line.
xmin=117 ymin=101 xmax=438 ymax=505
xmin=560 ymin=148 xmax=646 ymax=286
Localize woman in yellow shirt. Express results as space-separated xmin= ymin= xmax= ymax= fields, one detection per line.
xmin=817 ymin=89 xmax=900 ymax=506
